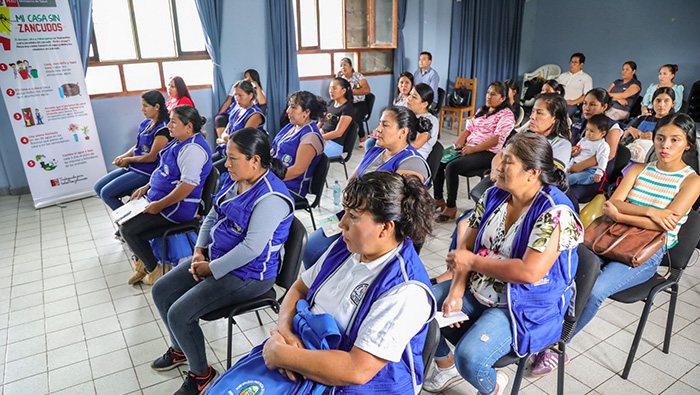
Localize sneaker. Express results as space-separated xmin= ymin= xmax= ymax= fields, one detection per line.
xmin=494 ymin=370 xmax=509 ymax=395
xmin=151 ymin=347 xmax=187 ymax=371
xmin=422 ymin=363 xmax=464 ymax=393
xmin=530 ymin=350 xmax=569 ymax=377
xmin=175 ymin=366 xmax=219 ymax=395
xmin=527 ymin=351 xmax=542 ymax=366
xmin=142 ymin=263 xmax=163 ymax=285
xmin=475 ymin=370 xmax=509 ymax=395
xmin=127 ymin=258 xmax=147 ymax=285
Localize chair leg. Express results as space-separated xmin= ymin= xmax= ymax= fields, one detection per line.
xmin=226 ymin=315 xmax=233 ymax=369
xmin=466 ymin=177 xmax=472 ymax=200
xmin=622 ymin=298 xmax=654 ymax=379
xmin=509 ymin=355 xmax=528 ymax=395
xmin=557 ymin=341 xmax=566 ymax=395
xmin=308 ymin=208 xmax=316 ymax=230
xmin=162 ymin=236 xmax=168 ymax=275
xmin=343 ymin=162 xmax=349 ymax=179
xmin=663 ymin=284 xmax=679 ymax=353
xmin=255 ymin=311 xmax=264 ymax=326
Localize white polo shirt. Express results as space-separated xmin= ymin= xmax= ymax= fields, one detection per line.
xmin=302 ymin=244 xmax=433 ymax=362
xmin=557 ymin=70 xmax=593 ymax=101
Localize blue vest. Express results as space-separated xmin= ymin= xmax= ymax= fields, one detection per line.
xmin=208 ymin=170 xmax=294 ymax=281
xmin=128 ymin=119 xmax=169 ymax=176
xmin=307 ymin=239 xmax=436 ymax=394
xmin=216 ymin=104 xmax=266 ymax=157
xmin=356 ymin=145 xmax=431 ymax=186
xmin=476 ymin=185 xmax=580 ymax=356
xmin=147 ymin=133 xmax=212 ymax=223
xmin=272 ymin=122 xmax=324 ymax=196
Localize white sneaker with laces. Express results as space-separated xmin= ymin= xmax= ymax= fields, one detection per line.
xmin=422 ymin=363 xmax=464 ymax=393
xmin=476 ymin=370 xmax=509 ymax=395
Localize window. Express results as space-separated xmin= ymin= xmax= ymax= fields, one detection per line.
xmin=85 ymin=0 xmax=212 ymax=98
xmin=293 ymin=0 xmax=397 ymax=80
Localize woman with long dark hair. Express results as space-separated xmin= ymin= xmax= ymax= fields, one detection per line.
xmin=94 ymin=90 xmax=171 ymax=210
xmin=165 ymin=76 xmax=194 ymax=113
xmin=434 ymin=81 xmax=515 ymax=222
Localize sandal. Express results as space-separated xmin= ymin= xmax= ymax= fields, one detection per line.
xmin=434 ymin=198 xmax=447 ymax=212
xmin=435 ymin=207 xmax=457 ymax=223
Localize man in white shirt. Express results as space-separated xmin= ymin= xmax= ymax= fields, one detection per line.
xmin=413 ymin=51 xmax=440 ymax=106
xmin=556 ymin=53 xmax=593 ymax=116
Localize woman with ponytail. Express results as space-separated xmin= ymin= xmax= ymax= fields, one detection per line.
xmin=262 ymin=171 xmax=436 ymax=394
xmin=406 ymin=82 xmax=439 ymax=158
xmin=149 ymin=127 xmax=294 ymax=394
xmin=423 ymin=132 xmax=584 ymax=395
xmin=122 ymin=104 xmax=212 ymax=286
xmin=303 ymin=106 xmax=432 ymax=269
xmin=94 ymin=90 xmax=172 ymax=210
xmin=641 ymin=64 xmax=683 ymax=115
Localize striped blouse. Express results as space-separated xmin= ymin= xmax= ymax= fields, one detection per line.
xmin=464 ymin=108 xmax=516 ymax=154
xmin=626 ymin=162 xmax=695 ymax=248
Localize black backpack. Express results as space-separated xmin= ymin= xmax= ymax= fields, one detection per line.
xmin=448 ymin=88 xmax=473 ymax=108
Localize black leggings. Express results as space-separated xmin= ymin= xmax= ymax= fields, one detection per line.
xmin=434 ymin=151 xmax=495 ymax=208
xmin=120 ymin=212 xmax=178 ymax=271
xmin=352 ymin=100 xmax=370 ymax=138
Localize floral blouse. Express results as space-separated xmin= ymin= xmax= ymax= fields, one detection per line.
xmin=466 ymin=194 xmax=583 ymax=307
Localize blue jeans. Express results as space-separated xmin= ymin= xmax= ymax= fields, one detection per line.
xmin=567 ymin=166 xmax=596 ymax=186
xmin=302 ymin=227 xmax=341 ymax=269
xmin=573 ymin=247 xmax=665 ymax=337
xmin=324 ymin=140 xmax=344 ymax=157
xmin=433 ymin=281 xmax=513 ymax=395
xmin=94 ymin=168 xmax=150 ymax=210
xmin=152 ymin=258 xmax=275 ymax=376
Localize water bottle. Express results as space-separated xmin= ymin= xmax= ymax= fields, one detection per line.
xmin=333 ymin=180 xmax=342 ymax=206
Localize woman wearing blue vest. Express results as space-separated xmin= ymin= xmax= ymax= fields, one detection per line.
xmin=423 ymin=132 xmax=583 ymax=395
xmin=531 ymin=114 xmax=700 ymax=377
xmin=262 ymin=171 xmax=436 ymax=394
xmin=94 ymin=90 xmax=171 ymax=210
xmin=149 ymin=127 xmax=294 ymax=395
xmin=213 ymin=80 xmax=265 ymax=172
xmin=272 ymin=90 xmax=326 ymax=197
xmin=122 ymin=105 xmax=213 ymax=286
xmin=303 ymin=106 xmax=431 ymax=269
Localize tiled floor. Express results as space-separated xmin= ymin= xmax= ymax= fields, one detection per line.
xmin=2 ymin=129 xmax=700 ymax=394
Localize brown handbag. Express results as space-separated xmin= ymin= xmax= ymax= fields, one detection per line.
xmin=583 ymin=215 xmax=666 ymax=267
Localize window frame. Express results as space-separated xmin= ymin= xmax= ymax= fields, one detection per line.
xmin=295 ymin=0 xmax=397 ymax=80
xmin=87 ymin=0 xmax=211 ymax=99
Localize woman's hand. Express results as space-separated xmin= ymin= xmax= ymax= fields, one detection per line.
xmin=640 ymin=106 xmax=651 ymax=116
xmin=617 ymin=98 xmax=628 ymax=106
xmin=130 ymin=185 xmax=149 ymax=201
xmin=143 ymin=200 xmax=164 ymax=215
xmin=648 ymin=208 xmax=682 ymax=232
xmin=568 ymin=162 xmax=584 ymax=174
xmin=189 ymin=260 xmax=212 ymax=281
xmin=263 ymin=328 xmax=301 ymax=382
xmin=442 ymin=296 xmax=465 ymax=328
xmin=113 ymin=155 xmax=130 ymax=167
xmin=602 ymin=201 xmax=620 ymax=221
xmin=460 ymin=145 xmax=475 ymax=156
xmin=192 ymin=248 xmax=206 ymax=265
xmin=446 ymin=249 xmax=474 ymax=273
xmin=216 ymin=133 xmax=229 ymax=146
xmin=626 ymin=127 xmax=642 ymax=140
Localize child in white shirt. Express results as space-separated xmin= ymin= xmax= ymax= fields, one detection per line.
xmin=567 ymin=114 xmax=610 ymax=185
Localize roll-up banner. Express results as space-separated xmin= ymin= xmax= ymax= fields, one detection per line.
xmin=0 ymin=0 xmax=106 ymax=208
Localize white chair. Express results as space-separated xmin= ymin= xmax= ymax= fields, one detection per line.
xmin=521 ymin=64 xmax=562 ymax=107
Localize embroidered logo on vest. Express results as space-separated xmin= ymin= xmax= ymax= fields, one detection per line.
xmin=163 ymin=164 xmax=169 ymax=175
xmin=282 ymin=154 xmax=293 ymax=164
xmin=350 ymin=283 xmax=369 ymax=305
xmin=141 ymin=145 xmax=149 ymax=153
xmin=235 ymin=381 xmax=264 ymax=395
xmin=232 ymin=222 xmax=243 ymax=234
